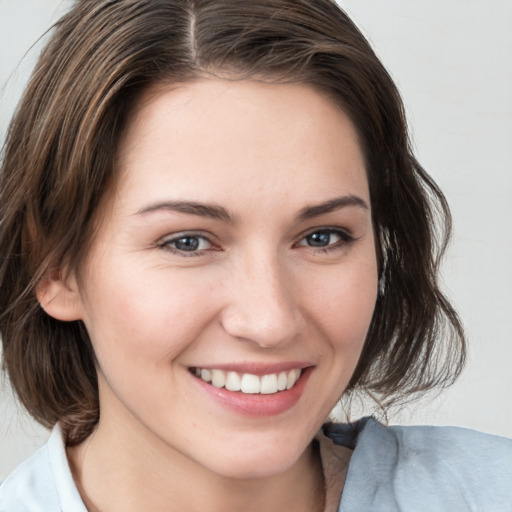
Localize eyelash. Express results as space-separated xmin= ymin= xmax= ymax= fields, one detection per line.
xmin=156 ymin=232 xmax=216 ymax=257
xmin=295 ymin=228 xmax=356 ymax=253
xmin=157 ymin=228 xmax=355 ymax=257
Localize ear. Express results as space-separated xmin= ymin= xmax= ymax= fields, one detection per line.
xmin=35 ymin=268 xmax=84 ymax=321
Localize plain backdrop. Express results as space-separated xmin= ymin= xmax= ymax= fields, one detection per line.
xmin=1 ymin=0 xmax=511 ymax=480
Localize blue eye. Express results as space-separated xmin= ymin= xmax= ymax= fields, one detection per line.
xmin=159 ymin=234 xmax=212 ymax=254
xmin=297 ymin=229 xmax=354 ymax=250
xmin=304 ymin=231 xmax=338 ymax=247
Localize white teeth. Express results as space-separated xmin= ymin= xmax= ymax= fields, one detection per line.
xmin=260 ymin=373 xmax=278 ymax=394
xmin=241 ymin=373 xmax=260 ymax=394
xmin=286 ymin=369 xmax=300 ymax=390
xmin=211 ymin=369 xmax=226 ymax=388
xmin=194 ymin=367 xmax=303 ymax=394
xmin=277 ymin=371 xmax=287 ymax=391
xmin=201 ymin=369 xmax=212 ymax=382
xmin=225 ymin=371 xmax=241 ymax=392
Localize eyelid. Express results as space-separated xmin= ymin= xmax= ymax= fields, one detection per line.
xmin=294 ymin=226 xmax=356 ymax=251
xmin=296 ymin=226 xmax=355 ymax=242
xmin=156 ymin=231 xmax=218 ymax=256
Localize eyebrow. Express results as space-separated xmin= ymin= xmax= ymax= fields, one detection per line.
xmin=297 ymin=195 xmax=369 ymax=221
xmin=135 ymin=194 xmax=369 ymax=223
xmin=135 ymin=200 xmax=235 ymax=222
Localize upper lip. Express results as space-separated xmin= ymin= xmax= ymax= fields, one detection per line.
xmin=189 ymin=362 xmax=313 ymax=376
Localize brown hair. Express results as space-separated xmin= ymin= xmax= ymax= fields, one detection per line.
xmin=0 ymin=0 xmax=465 ymax=445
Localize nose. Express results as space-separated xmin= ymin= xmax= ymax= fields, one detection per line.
xmin=220 ymin=251 xmax=305 ymax=348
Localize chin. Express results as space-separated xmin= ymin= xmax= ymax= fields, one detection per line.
xmin=198 ymin=435 xmax=311 ymax=480
xmin=208 ymin=457 xmax=298 ymax=481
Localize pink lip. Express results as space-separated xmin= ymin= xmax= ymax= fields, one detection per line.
xmin=191 ymin=366 xmax=313 ymax=417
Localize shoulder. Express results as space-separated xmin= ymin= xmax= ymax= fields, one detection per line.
xmin=327 ymin=417 xmax=512 ymax=512
xmin=0 ymin=426 xmax=86 ymax=512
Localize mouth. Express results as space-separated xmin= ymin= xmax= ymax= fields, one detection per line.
xmin=189 ymin=367 xmax=303 ymax=395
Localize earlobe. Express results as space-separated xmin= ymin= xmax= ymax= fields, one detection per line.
xmin=35 ymin=268 xmax=84 ymax=321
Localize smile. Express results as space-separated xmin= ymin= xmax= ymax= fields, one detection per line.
xmin=191 ymin=367 xmax=302 ymax=395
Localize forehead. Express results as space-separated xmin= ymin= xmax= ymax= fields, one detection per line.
xmin=115 ymin=79 xmax=369 ymax=213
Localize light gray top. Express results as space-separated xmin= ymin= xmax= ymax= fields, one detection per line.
xmin=1 ymin=417 xmax=511 ymax=511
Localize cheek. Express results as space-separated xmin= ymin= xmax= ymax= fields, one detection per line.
xmin=303 ymin=259 xmax=378 ymax=356
xmin=80 ymin=262 xmax=221 ymax=372
xmin=78 ymin=264 xmax=225 ymax=425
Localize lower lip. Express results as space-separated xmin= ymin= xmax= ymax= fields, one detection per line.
xmin=192 ymin=367 xmax=313 ymax=417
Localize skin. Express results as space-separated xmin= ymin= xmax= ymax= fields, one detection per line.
xmin=39 ymin=79 xmax=378 ymax=512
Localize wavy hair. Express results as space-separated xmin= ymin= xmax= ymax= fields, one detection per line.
xmin=0 ymin=0 xmax=465 ymax=445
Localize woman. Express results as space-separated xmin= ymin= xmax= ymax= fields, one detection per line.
xmin=0 ymin=1 xmax=510 ymax=511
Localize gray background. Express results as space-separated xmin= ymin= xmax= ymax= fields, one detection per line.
xmin=1 ymin=0 xmax=511 ymax=480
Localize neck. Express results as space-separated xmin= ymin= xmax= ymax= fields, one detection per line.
xmin=67 ymin=418 xmax=325 ymax=512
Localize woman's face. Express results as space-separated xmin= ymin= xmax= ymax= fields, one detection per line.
xmin=68 ymin=79 xmax=378 ymax=478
